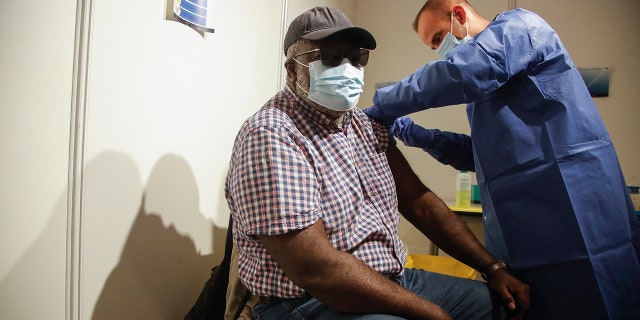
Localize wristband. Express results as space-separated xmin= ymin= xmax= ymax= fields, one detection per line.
xmin=481 ymin=260 xmax=507 ymax=280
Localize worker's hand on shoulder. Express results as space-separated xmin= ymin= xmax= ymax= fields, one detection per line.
xmin=487 ymin=269 xmax=530 ymax=320
xmin=391 ymin=117 xmax=435 ymax=149
xmin=363 ymin=104 xmax=395 ymax=127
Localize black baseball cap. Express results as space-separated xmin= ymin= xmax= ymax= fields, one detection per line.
xmin=283 ymin=6 xmax=376 ymax=55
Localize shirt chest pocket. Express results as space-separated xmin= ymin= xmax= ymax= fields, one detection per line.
xmin=356 ymin=151 xmax=398 ymax=214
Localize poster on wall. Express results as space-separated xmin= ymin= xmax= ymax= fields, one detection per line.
xmin=172 ymin=0 xmax=215 ymax=34
xmin=578 ymin=67 xmax=610 ymax=97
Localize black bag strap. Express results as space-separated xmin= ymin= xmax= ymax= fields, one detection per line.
xmin=184 ymin=215 xmax=235 ymax=320
xmin=221 ymin=214 xmax=234 ymax=271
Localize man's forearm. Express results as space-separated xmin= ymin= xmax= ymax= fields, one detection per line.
xmin=303 ymin=249 xmax=449 ymax=319
xmin=404 ymin=192 xmax=497 ymax=271
xmin=258 ymin=220 xmax=451 ymax=320
xmin=386 ymin=144 xmax=497 ymax=272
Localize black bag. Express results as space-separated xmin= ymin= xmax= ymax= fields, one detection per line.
xmin=185 ymin=216 xmax=248 ymax=320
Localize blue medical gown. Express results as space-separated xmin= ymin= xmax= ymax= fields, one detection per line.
xmin=366 ymin=9 xmax=640 ymax=319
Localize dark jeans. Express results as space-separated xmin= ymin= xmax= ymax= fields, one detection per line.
xmin=253 ymin=268 xmax=506 ymax=320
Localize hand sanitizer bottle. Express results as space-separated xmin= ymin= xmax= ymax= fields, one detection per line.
xmin=456 ymin=170 xmax=471 ymax=208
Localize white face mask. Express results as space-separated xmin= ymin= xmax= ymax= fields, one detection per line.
xmin=296 ymin=59 xmax=364 ymax=112
xmin=436 ymin=11 xmax=471 ymax=59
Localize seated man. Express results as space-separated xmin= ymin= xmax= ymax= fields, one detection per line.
xmin=224 ymin=6 xmax=529 ymax=320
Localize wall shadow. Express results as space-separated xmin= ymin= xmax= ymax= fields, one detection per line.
xmin=0 ymin=151 xmax=228 ymax=319
xmin=91 ymin=200 xmax=226 ymax=319
xmin=0 ymin=178 xmax=69 ymax=319
xmin=92 ymin=153 xmax=228 ymax=320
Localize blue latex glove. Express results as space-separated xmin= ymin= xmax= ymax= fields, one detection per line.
xmin=363 ymin=104 xmax=395 ymax=128
xmin=391 ymin=117 xmax=435 ymax=149
xmin=391 ymin=117 xmax=475 ymax=171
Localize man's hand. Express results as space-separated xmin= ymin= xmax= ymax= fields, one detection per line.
xmin=391 ymin=117 xmax=436 ymax=149
xmin=487 ymin=270 xmax=530 ymax=320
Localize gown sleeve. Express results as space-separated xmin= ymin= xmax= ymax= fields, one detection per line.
xmin=365 ymin=13 xmax=535 ymax=124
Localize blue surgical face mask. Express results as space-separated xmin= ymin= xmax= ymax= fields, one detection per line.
xmin=436 ymin=11 xmax=471 ymax=59
xmin=295 ymin=58 xmax=364 ymax=112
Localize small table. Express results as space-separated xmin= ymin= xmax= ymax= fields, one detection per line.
xmin=447 ymin=203 xmax=483 ymax=216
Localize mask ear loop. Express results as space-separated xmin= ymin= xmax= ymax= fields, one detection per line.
xmin=293 ymin=57 xmax=309 ymax=68
xmin=451 ymin=10 xmax=470 ymax=39
xmin=450 ymin=11 xmax=454 ymax=34
xmin=295 ymin=82 xmax=310 ymax=95
xmin=291 ymin=58 xmax=310 ymax=95
xmin=464 ymin=17 xmax=469 ymax=38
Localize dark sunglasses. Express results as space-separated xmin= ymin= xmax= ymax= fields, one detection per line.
xmin=294 ymin=47 xmax=370 ymax=67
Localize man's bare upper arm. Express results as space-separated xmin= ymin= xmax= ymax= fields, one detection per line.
xmin=385 ymin=144 xmax=429 ymax=214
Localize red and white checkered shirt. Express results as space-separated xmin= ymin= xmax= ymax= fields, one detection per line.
xmin=225 ymin=87 xmax=407 ymax=298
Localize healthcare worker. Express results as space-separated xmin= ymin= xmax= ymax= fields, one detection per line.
xmin=364 ymin=1 xmax=640 ymax=319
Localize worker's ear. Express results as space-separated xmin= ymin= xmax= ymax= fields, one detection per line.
xmin=452 ymin=5 xmax=467 ymax=25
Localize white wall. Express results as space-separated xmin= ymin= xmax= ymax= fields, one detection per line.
xmin=0 ymin=0 xmax=77 ymax=319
